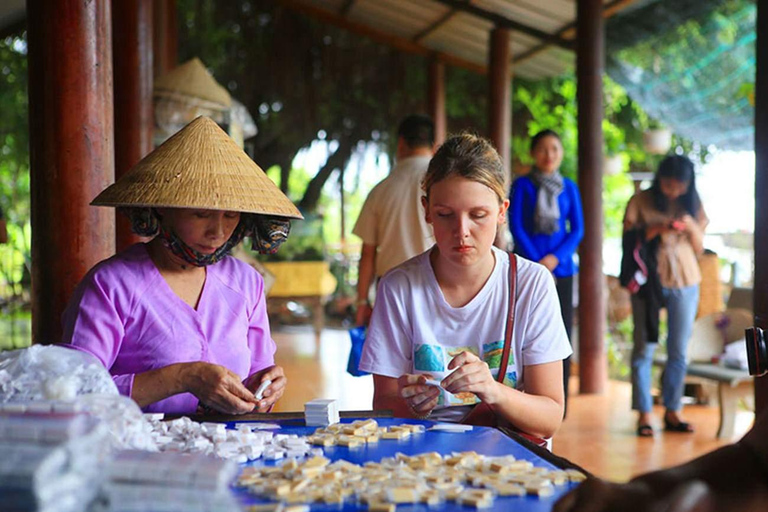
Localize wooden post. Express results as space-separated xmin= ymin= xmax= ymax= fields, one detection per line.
xmin=576 ymin=0 xmax=607 ymax=394
xmin=488 ymin=27 xmax=511 ymax=178
xmin=428 ymin=57 xmax=447 ymax=146
xmin=488 ymin=27 xmax=512 ymax=249
xmin=754 ymin=0 xmax=768 ymax=413
xmin=27 ymin=0 xmax=115 ymax=344
xmin=113 ymin=0 xmax=154 ymax=251
xmin=153 ymin=0 xmax=178 ymax=78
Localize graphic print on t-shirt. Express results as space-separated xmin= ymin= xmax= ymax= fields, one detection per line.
xmin=482 ymin=340 xmax=517 ymax=388
xmin=413 ymin=343 xmax=479 ymax=406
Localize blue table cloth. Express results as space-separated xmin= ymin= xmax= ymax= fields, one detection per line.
xmin=229 ymin=417 xmax=581 ymax=512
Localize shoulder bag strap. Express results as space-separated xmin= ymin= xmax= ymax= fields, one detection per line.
xmin=496 ymin=252 xmax=517 ymax=383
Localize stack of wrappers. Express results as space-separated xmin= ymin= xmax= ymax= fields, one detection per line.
xmin=304 ymin=398 xmax=340 ymax=427
xmin=0 ymin=409 xmax=109 ymax=512
xmin=0 ymin=405 xmax=241 ymax=512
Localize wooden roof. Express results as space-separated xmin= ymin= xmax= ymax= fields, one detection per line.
xmin=0 ymin=0 xmax=639 ymax=79
xmin=280 ymin=0 xmax=639 ymax=79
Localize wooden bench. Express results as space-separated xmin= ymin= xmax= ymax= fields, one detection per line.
xmin=652 ymin=307 xmax=754 ymax=439
xmin=681 ymin=361 xmax=752 ymax=439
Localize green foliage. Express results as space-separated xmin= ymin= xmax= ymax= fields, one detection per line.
xmin=0 ymin=33 xmax=30 ymax=297
xmin=513 ymin=76 xmax=578 ymax=179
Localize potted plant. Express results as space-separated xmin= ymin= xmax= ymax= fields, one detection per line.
xmin=643 ymin=120 xmax=672 ymax=155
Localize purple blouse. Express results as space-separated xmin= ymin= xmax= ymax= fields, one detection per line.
xmin=62 ymin=243 xmax=276 ymax=414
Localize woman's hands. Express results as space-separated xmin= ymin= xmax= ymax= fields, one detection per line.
xmin=181 ymin=362 xmax=259 ymax=415
xmin=539 ymin=254 xmax=559 ymax=272
xmin=397 ymin=374 xmax=440 ymax=418
xmin=442 ymin=351 xmax=501 ymax=404
xmin=398 ymin=351 xmax=501 ymax=418
xmin=244 ymin=365 xmax=287 ymax=412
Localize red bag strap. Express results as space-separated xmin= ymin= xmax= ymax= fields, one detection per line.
xmin=496 ymin=253 xmax=517 ymax=383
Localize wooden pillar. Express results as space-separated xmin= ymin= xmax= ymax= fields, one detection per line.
xmin=27 ymin=0 xmax=115 ymax=344
xmin=576 ymin=0 xmax=607 ymax=394
xmin=427 ymin=57 xmax=447 ymax=146
xmin=488 ymin=27 xmax=511 ymax=178
xmin=153 ymin=0 xmax=178 ymax=78
xmin=113 ymin=0 xmax=154 ymax=251
xmin=754 ymin=0 xmax=768 ymax=413
xmin=489 ymin=27 xmax=512 ymax=249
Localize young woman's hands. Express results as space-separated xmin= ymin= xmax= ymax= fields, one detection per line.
xmin=244 ymin=365 xmax=287 ymax=412
xmin=182 ymin=362 xmax=258 ymax=414
xmin=442 ymin=351 xmax=501 ymax=404
xmin=397 ymin=374 xmax=440 ymax=417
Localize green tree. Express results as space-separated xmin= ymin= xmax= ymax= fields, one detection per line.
xmin=0 ymin=31 xmax=30 ymax=296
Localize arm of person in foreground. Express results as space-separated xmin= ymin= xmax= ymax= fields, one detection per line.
xmin=553 ymin=407 xmax=768 ymax=512
xmin=441 ymin=353 xmax=565 ymax=438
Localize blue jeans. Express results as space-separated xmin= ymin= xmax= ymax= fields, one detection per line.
xmin=631 ymin=284 xmax=700 ymax=413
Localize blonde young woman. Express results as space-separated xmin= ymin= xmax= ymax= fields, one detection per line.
xmin=62 ymin=117 xmax=301 ymax=415
xmin=359 ymin=133 xmax=572 ymax=439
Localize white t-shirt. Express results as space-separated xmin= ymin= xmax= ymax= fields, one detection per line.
xmin=352 ymin=155 xmax=434 ymax=277
xmin=359 ymin=246 xmax=572 ymax=416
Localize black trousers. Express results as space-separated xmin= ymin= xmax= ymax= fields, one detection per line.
xmin=555 ymin=275 xmax=574 ymax=417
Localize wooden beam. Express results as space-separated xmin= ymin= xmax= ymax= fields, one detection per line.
xmin=488 ymin=27 xmax=511 ymax=178
xmin=113 ymin=0 xmax=154 ymax=251
xmin=413 ymin=8 xmax=458 ymax=44
xmin=576 ymin=0 xmax=607 ymax=394
xmin=279 ymin=0 xmax=487 ymax=74
xmin=153 ymin=0 xmax=177 ymax=77
xmin=427 ymin=57 xmax=447 ymax=145
xmin=27 ymin=0 xmax=115 ymax=343
xmin=434 ymin=0 xmax=573 ymax=50
xmin=514 ymin=0 xmax=639 ymax=65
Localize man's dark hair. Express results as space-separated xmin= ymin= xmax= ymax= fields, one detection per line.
xmin=397 ymin=114 xmax=435 ymax=149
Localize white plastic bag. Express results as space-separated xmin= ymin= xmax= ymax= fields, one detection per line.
xmin=0 ymin=345 xmax=118 ymax=403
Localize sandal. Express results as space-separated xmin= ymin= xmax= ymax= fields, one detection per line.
xmin=636 ymin=424 xmax=654 ymax=437
xmin=664 ymin=418 xmax=694 ymax=433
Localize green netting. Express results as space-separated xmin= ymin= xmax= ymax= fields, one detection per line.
xmin=606 ymin=0 xmax=755 ymax=150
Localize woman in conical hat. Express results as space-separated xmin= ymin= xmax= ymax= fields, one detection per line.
xmin=62 ymin=116 xmax=303 ymax=415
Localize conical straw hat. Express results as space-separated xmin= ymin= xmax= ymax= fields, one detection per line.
xmin=92 ymin=116 xmax=303 ymax=219
xmin=154 ymin=57 xmax=232 ymax=110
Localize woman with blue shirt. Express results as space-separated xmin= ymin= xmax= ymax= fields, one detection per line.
xmin=510 ymin=129 xmax=584 ymax=413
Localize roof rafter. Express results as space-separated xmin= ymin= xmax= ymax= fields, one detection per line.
xmin=433 ymin=0 xmax=573 ymax=50
xmin=278 ymin=0 xmax=487 ymax=74
xmin=412 ymin=8 xmax=460 ymax=43
xmin=513 ymin=0 xmax=639 ymax=64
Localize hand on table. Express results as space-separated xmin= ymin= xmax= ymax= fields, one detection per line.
xmin=398 ymin=374 xmax=440 ymax=418
xmin=553 ymin=477 xmax=715 ymax=512
xmin=441 ymin=351 xmax=500 ymax=404
xmin=183 ymin=362 xmax=258 ymax=415
xmin=244 ymin=365 xmax=287 ymax=412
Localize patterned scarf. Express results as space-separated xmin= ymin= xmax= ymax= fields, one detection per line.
xmin=529 ymin=167 xmax=564 ymax=235
xmin=121 ymin=207 xmax=291 ymax=266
